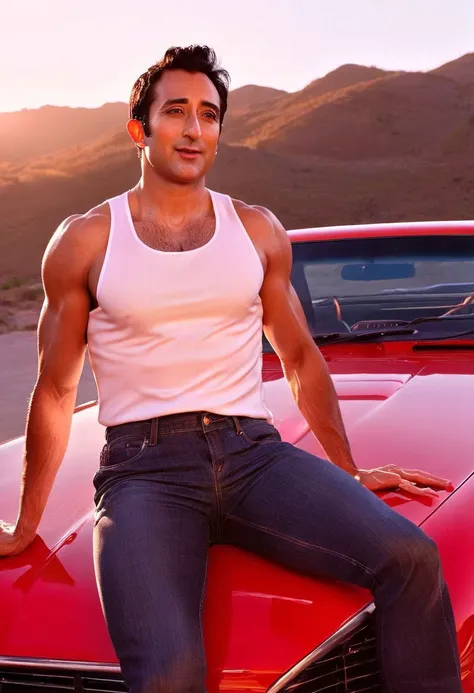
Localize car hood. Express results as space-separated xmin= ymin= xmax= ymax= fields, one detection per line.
xmin=0 ymin=350 xmax=473 ymax=688
xmin=264 ymin=348 xmax=474 ymax=526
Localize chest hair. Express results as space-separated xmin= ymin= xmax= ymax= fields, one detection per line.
xmin=134 ymin=214 xmax=215 ymax=252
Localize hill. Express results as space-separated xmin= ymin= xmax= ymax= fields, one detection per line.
xmin=221 ymin=64 xmax=391 ymax=145
xmin=430 ymin=52 xmax=474 ymax=84
xmin=227 ymin=85 xmax=287 ymax=113
xmin=0 ymin=103 xmax=128 ymax=164
xmin=250 ymin=71 xmax=473 ymax=158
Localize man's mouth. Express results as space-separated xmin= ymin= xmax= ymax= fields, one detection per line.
xmin=176 ymin=147 xmax=201 ymax=158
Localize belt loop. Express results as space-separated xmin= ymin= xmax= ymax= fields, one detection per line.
xmin=149 ymin=417 xmax=159 ymax=446
xmin=232 ymin=416 xmax=243 ymax=435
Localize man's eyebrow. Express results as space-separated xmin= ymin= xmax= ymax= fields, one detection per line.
xmin=201 ymin=100 xmax=220 ymax=115
xmin=161 ymin=98 xmax=220 ymax=114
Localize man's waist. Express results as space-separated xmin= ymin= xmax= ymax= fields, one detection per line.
xmin=106 ymin=411 xmax=266 ymax=442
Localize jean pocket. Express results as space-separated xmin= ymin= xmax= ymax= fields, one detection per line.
xmin=240 ymin=419 xmax=282 ymax=446
xmin=99 ymin=433 xmax=149 ymax=471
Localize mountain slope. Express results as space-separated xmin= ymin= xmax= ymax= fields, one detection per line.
xmin=221 ymin=65 xmax=392 ymax=145
xmin=430 ymin=52 xmax=474 ymax=84
xmin=295 ymin=64 xmax=391 ymax=101
xmin=252 ymin=71 xmax=472 ymax=159
xmin=227 ymin=85 xmax=287 ymax=113
xmin=0 ymin=103 xmax=128 ymax=164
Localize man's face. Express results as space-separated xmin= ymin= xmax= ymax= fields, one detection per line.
xmin=142 ymin=69 xmax=221 ymax=184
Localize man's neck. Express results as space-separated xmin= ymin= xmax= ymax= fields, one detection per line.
xmin=133 ymin=173 xmax=209 ymax=224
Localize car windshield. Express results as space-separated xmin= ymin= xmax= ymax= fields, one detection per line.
xmin=268 ymin=234 xmax=474 ymax=348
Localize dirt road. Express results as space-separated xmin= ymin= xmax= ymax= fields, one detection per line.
xmin=0 ymin=331 xmax=97 ymax=443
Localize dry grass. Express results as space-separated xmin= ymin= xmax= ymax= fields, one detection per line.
xmin=0 ymin=282 xmax=44 ymax=333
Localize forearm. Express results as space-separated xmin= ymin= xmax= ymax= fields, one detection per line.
xmin=15 ymin=384 xmax=76 ymax=545
xmin=284 ymin=346 xmax=358 ymax=476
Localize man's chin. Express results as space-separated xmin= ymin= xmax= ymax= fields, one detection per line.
xmin=168 ymin=163 xmax=207 ymax=185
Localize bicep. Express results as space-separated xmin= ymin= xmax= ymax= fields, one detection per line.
xmin=262 ymin=276 xmax=314 ymax=364
xmin=35 ymin=224 xmax=91 ymax=397
xmin=259 ymin=218 xmax=314 ymax=366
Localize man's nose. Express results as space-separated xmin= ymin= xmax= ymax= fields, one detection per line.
xmin=183 ymin=113 xmax=201 ymax=139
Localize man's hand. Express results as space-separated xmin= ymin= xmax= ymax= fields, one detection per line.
xmin=0 ymin=521 xmax=32 ymax=557
xmin=356 ymin=465 xmax=454 ymax=498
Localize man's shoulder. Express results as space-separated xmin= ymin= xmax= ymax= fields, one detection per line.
xmin=42 ymin=201 xmax=112 ymax=277
xmin=61 ymin=201 xmax=111 ymax=239
xmin=230 ymin=198 xmax=288 ymax=246
xmin=47 ymin=202 xmax=111 ymax=253
xmin=231 ymin=198 xmax=273 ymax=224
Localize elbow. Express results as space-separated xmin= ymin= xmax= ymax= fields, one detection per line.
xmin=33 ymin=375 xmax=78 ymax=406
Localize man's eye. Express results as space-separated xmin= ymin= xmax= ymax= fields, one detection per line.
xmin=167 ymin=108 xmax=183 ymax=115
xmin=203 ymin=112 xmax=218 ymax=120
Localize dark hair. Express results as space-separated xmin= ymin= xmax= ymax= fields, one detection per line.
xmin=129 ymin=45 xmax=230 ymax=136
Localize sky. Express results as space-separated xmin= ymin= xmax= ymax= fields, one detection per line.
xmin=0 ymin=0 xmax=473 ymax=113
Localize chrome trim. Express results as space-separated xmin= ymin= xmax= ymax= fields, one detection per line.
xmin=74 ymin=399 xmax=98 ymax=413
xmin=266 ymin=602 xmax=376 ymax=693
xmin=0 ymin=656 xmax=120 ymax=673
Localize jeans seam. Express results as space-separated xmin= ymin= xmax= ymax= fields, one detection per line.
xmin=379 ymin=610 xmax=394 ymax=693
xmin=105 ymin=434 xmax=131 ymax=446
xmin=226 ymin=514 xmax=377 ymax=580
xmin=240 ymin=433 xmax=280 ymax=447
xmin=198 ymin=550 xmax=209 ymax=663
xmin=98 ymin=440 xmax=149 ymax=471
xmin=439 ymin=572 xmax=461 ymax=677
xmin=207 ymin=432 xmax=225 ymax=539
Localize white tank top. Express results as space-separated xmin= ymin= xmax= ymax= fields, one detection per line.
xmin=87 ymin=189 xmax=272 ymax=426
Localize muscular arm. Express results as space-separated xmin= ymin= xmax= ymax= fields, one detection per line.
xmin=256 ymin=208 xmax=358 ymax=476
xmin=0 ymin=215 xmax=96 ymax=555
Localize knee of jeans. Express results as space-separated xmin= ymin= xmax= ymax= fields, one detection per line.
xmin=383 ymin=521 xmax=441 ymax=583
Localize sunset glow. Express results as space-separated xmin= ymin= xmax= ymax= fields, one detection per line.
xmin=1 ymin=0 xmax=473 ymax=113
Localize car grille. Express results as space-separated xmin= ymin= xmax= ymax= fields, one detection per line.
xmin=0 ymin=668 xmax=127 ymax=693
xmin=0 ymin=618 xmax=380 ymax=693
xmin=279 ymin=616 xmax=381 ymax=693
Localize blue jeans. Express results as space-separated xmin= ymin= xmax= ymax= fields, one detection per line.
xmin=93 ymin=412 xmax=461 ymax=693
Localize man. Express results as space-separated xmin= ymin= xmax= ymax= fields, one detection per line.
xmin=0 ymin=45 xmax=461 ymax=693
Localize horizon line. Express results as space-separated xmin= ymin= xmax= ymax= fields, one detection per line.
xmin=1 ymin=50 xmax=471 ymax=116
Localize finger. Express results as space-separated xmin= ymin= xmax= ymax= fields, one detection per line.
xmin=392 ymin=466 xmax=449 ymax=484
xmin=397 ymin=470 xmax=452 ymax=489
xmin=398 ymin=480 xmax=439 ymax=498
xmin=400 ymin=469 xmax=451 ymax=484
xmin=384 ymin=473 xmax=404 ymax=489
xmin=383 ymin=466 xmax=451 ymax=487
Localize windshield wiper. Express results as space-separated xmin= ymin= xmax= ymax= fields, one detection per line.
xmin=315 ymin=328 xmax=416 ymax=346
xmin=315 ymin=320 xmax=474 ymax=346
xmin=403 ymin=312 xmax=473 ymax=327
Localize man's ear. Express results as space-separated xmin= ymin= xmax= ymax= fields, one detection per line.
xmin=126 ymin=119 xmax=146 ymax=149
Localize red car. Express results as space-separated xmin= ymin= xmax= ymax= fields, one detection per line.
xmin=0 ymin=220 xmax=473 ymax=693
